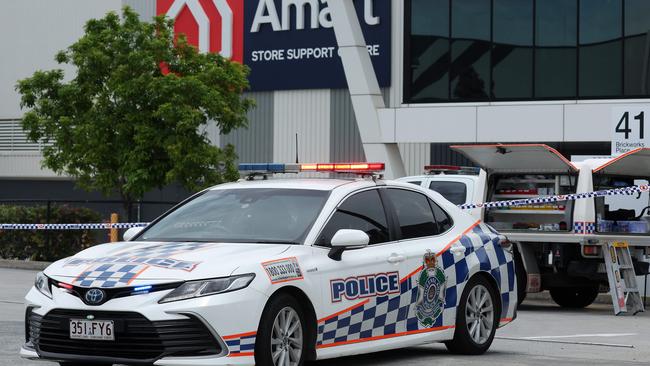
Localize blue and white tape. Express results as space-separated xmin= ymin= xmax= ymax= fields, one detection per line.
xmin=459 ymin=184 xmax=650 ymax=210
xmin=1 ymin=185 xmax=648 ymax=230
xmin=0 ymin=222 xmax=149 ymax=230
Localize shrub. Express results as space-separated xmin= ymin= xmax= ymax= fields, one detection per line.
xmin=0 ymin=205 xmax=102 ymax=262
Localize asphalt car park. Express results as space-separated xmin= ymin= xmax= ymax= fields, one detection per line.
xmin=2 ymin=267 xmax=649 ymax=366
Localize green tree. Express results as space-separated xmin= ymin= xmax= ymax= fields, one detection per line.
xmin=16 ymin=7 xmax=252 ymax=217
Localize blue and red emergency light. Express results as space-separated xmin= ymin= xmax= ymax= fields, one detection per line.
xmin=238 ymin=162 xmax=385 ymax=174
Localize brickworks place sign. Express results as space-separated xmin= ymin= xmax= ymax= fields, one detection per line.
xmin=157 ymin=0 xmax=391 ymax=91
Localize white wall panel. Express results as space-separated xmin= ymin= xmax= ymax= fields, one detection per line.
xmin=395 ymin=106 xmax=477 ymax=142
xmin=0 ymin=0 xmax=122 ymax=119
xmin=477 ymin=104 xmax=564 ymax=142
xmin=398 ymin=143 xmax=430 ymax=176
xmin=564 ymin=103 xmax=616 ymax=142
xmin=0 ymin=153 xmax=59 ymax=179
xmin=273 ymin=90 xmax=330 ymax=172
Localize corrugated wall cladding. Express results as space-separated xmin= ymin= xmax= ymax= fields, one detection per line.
xmin=399 ymin=143 xmax=431 ymax=176
xmin=429 ymin=143 xmax=476 ymax=166
xmin=221 ymin=92 xmax=274 ymax=163
xmin=123 ymin=0 xmax=157 ymax=20
xmin=330 ymin=90 xmax=365 ymax=163
xmin=274 ymin=90 xmax=330 ymax=171
xmin=329 ymin=88 xmax=391 ymax=163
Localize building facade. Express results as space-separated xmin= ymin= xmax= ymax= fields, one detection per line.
xmin=1 ymin=0 xmax=649 ymax=195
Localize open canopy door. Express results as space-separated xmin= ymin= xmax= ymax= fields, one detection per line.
xmin=593 ymin=148 xmax=650 ymax=176
xmin=450 ymin=144 xmax=578 ymax=174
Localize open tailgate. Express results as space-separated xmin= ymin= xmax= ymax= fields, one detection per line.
xmin=593 ymin=148 xmax=650 ymax=176
xmin=450 ymin=144 xmax=578 ymax=174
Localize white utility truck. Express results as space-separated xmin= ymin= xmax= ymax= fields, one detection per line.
xmin=400 ymin=144 xmax=649 ymax=314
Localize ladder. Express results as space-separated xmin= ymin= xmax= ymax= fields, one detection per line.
xmin=603 ymin=241 xmax=645 ymax=315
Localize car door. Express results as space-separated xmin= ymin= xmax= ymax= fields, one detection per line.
xmin=313 ymin=188 xmax=406 ymax=348
xmin=382 ymin=188 xmax=460 ymax=333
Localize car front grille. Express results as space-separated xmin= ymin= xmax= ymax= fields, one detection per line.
xmin=28 ymin=309 xmax=221 ymax=363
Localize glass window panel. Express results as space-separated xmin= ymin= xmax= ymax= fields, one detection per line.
xmin=492 ymin=0 xmax=533 ymax=99
xmin=316 ymin=190 xmax=389 ymax=246
xmin=451 ymin=0 xmax=491 ymax=100
xmin=408 ymin=0 xmax=450 ymax=102
xmin=624 ymin=0 xmax=650 ymax=95
xmin=535 ymin=0 xmax=577 ymax=98
xmin=386 ymin=189 xmax=438 ymax=239
xmin=578 ymin=0 xmax=622 ymax=97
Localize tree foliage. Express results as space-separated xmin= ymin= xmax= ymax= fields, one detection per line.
xmin=16 ymin=7 xmax=252 ymax=210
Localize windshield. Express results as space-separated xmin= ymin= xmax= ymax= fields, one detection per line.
xmin=140 ymin=188 xmax=330 ymax=243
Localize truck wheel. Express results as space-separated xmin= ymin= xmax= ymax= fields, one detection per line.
xmin=514 ymin=251 xmax=527 ymax=305
xmin=255 ymin=294 xmax=307 ymax=366
xmin=549 ymin=287 xmax=599 ymax=308
xmin=445 ymin=275 xmax=499 ymax=355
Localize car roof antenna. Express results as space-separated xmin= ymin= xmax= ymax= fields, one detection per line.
xmin=295 ymin=133 xmax=300 ymax=164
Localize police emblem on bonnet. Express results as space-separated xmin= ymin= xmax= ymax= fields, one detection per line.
xmin=414 ymin=250 xmax=446 ymax=327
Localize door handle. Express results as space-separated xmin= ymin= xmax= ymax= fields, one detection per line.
xmin=387 ymin=253 xmax=406 ymax=264
xmin=450 ymin=245 xmax=465 ymax=256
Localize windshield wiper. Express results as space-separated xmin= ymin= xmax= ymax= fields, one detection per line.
xmin=251 ymin=240 xmax=299 ymax=244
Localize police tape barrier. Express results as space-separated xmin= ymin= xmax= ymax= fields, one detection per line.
xmin=2 ymin=184 xmax=649 ymax=229
xmin=458 ymin=184 xmax=650 ymax=210
xmin=0 ymin=222 xmax=149 ymax=230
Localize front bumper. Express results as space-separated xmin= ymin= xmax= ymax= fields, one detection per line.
xmin=22 ymin=284 xmax=267 ymax=366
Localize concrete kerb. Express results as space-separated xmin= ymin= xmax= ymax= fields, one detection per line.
xmin=0 ymin=259 xmax=51 ymax=271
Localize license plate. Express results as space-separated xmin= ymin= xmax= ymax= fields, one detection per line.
xmin=69 ymin=319 xmax=114 ymax=341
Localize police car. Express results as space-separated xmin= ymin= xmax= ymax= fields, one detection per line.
xmin=21 ymin=162 xmax=517 ymax=366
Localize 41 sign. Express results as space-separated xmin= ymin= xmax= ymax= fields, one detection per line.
xmin=612 ymin=106 xmax=650 ymax=156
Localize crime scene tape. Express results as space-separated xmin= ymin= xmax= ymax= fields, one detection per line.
xmin=0 ymin=222 xmax=149 ymax=230
xmin=1 ymin=185 xmax=649 ymax=229
xmin=458 ymin=184 xmax=650 ymax=210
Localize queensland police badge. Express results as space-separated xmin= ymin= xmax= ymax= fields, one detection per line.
xmin=414 ymin=250 xmax=446 ymax=327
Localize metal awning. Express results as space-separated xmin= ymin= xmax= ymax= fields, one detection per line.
xmin=450 ymin=144 xmax=578 ymax=174
xmin=593 ymin=148 xmax=650 ymax=176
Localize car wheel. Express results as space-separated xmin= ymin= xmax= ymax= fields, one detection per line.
xmin=445 ymin=275 xmax=499 ymax=355
xmin=255 ymin=294 xmax=307 ymax=366
xmin=514 ymin=251 xmax=527 ymax=305
xmin=549 ymin=286 xmax=599 ymax=308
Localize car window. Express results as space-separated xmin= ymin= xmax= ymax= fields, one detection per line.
xmin=430 ymin=199 xmax=453 ymax=233
xmin=316 ymin=190 xmax=389 ymax=247
xmin=428 ymin=181 xmax=468 ymax=205
xmin=407 ymin=181 xmax=422 ymax=185
xmin=385 ymin=189 xmax=438 ymax=239
xmin=140 ymin=188 xmax=329 ymax=244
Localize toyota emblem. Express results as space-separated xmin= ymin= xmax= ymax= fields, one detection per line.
xmin=85 ymin=288 xmax=106 ymax=305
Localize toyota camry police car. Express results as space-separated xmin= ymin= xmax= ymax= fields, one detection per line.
xmin=21 ymin=162 xmax=517 ymax=366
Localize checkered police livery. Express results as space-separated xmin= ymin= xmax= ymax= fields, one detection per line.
xmin=223 ymin=333 xmax=256 ymax=357
xmin=73 ymin=263 xmax=147 ymax=288
xmin=574 ymin=221 xmax=595 ymax=234
xmin=68 ymin=242 xmax=214 ymax=288
xmin=316 ymin=223 xmax=516 ymax=347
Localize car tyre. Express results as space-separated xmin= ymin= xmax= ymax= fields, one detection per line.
xmin=445 ymin=275 xmax=499 ymax=355
xmin=255 ymin=293 xmax=307 ymax=366
xmin=514 ymin=251 xmax=527 ymax=305
xmin=549 ymin=286 xmax=599 ymax=308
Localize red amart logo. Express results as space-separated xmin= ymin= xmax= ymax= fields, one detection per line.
xmin=157 ymin=0 xmax=244 ymax=62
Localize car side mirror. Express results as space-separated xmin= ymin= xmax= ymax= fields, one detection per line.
xmin=328 ymin=229 xmax=369 ymax=261
xmin=123 ymin=227 xmax=144 ymax=241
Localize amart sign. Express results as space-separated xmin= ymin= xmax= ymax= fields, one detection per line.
xmin=157 ymin=0 xmax=391 ymax=91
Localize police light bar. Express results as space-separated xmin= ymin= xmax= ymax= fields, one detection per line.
xmin=300 ymin=163 xmax=385 ymax=172
xmin=424 ymin=165 xmax=480 ymax=175
xmin=238 ymin=162 xmax=385 ymax=175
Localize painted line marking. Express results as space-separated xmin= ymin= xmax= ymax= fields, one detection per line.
xmin=496 ymin=336 xmax=635 ymax=348
xmin=519 ymin=333 xmax=637 ymax=340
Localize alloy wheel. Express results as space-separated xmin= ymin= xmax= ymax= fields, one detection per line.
xmin=270 ymin=306 xmax=303 ymax=366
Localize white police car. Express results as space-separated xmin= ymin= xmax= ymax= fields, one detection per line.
xmin=21 ymin=162 xmax=517 ymax=366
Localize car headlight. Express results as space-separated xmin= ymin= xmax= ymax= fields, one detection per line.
xmin=159 ymin=274 xmax=255 ymax=304
xmin=35 ymin=272 xmax=52 ymax=299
